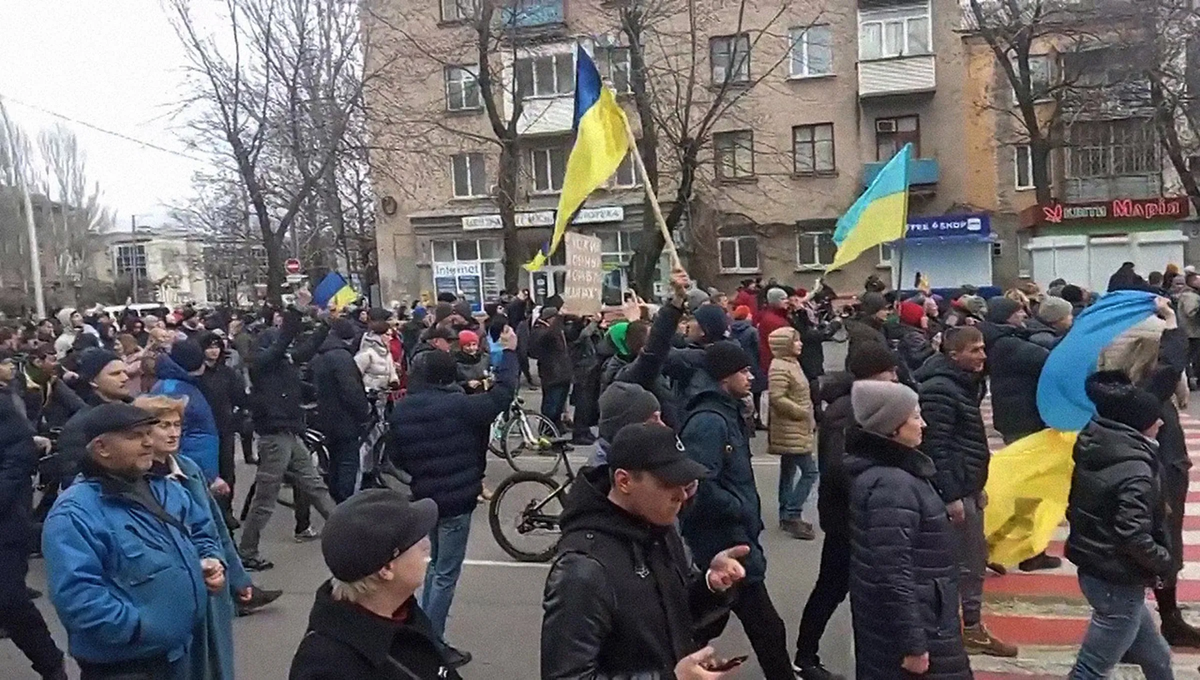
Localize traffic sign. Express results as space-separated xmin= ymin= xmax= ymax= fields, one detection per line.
xmin=285 ymin=258 xmax=302 ymax=274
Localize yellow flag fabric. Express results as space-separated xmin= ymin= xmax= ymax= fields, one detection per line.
xmin=524 ymin=47 xmax=630 ymax=272
xmin=827 ymin=143 xmax=912 ymax=272
xmin=983 ymin=429 xmax=1078 ymax=567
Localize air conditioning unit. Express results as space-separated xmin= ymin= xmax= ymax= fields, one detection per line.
xmin=876 ymin=119 xmax=897 ymax=133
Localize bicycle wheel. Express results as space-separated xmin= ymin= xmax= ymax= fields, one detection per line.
xmin=502 ymin=413 xmax=562 ymax=475
xmin=488 ymin=413 xmax=507 ymax=457
xmin=488 ymin=471 xmax=565 ymax=562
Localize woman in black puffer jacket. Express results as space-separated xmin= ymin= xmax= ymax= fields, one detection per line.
xmin=846 ymin=380 xmax=971 ymax=680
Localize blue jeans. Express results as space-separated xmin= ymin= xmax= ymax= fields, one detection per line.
xmin=1070 ymin=573 xmax=1174 ymax=680
xmin=420 ymin=511 xmax=473 ymax=638
xmin=778 ymin=453 xmax=818 ymax=522
xmin=326 ymin=436 xmax=361 ymax=503
xmin=541 ymin=383 xmax=570 ymax=426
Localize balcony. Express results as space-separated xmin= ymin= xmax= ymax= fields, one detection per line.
xmin=862 ymin=157 xmax=939 ymax=188
xmin=857 ymin=55 xmax=936 ymax=98
xmin=497 ymin=0 xmax=564 ymax=30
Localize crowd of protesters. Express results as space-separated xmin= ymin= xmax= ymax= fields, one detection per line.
xmin=1 ymin=259 xmax=1199 ymax=678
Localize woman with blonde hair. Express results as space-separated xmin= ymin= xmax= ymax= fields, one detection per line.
xmin=133 ymin=395 xmax=279 ymax=679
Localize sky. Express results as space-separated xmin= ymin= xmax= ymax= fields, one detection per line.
xmin=0 ymin=0 xmax=204 ymax=229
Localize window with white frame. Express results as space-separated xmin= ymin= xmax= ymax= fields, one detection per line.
xmin=1014 ymin=144 xmax=1038 ymax=190
xmin=793 ymin=123 xmax=835 ymax=174
xmin=1067 ymin=118 xmax=1158 ymax=179
xmin=114 ymin=244 xmax=147 ymax=278
xmin=859 ymin=4 xmax=931 ymax=61
xmin=445 ymin=65 xmax=480 ymax=111
xmin=440 ymin=0 xmax=475 ymax=22
xmin=710 ymin=34 xmax=751 ymax=84
xmin=610 ymin=152 xmax=638 ymax=188
xmin=451 ymin=153 xmax=488 ymax=198
xmin=789 ymin=25 xmax=833 ymax=77
xmin=515 ymin=52 xmax=575 ymax=99
xmin=529 ymin=145 xmax=568 ymax=193
xmin=714 ymin=130 xmax=755 ymax=181
xmin=594 ymin=46 xmax=632 ymax=94
xmin=1009 ymin=54 xmax=1053 ymax=102
xmin=431 ymin=238 xmax=503 ymax=302
xmin=797 ymin=231 xmax=836 ymax=269
xmin=598 ymin=230 xmax=639 ymax=269
xmin=718 ymin=235 xmax=759 ymax=273
xmin=878 ymin=243 xmax=893 ymax=266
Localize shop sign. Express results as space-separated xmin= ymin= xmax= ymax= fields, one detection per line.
xmin=461 ymin=214 xmax=503 ymax=230
xmin=432 ymin=262 xmax=481 ymax=278
xmin=462 ymin=206 xmax=624 ymax=231
xmin=906 ymin=214 xmax=989 ymax=238
xmin=1037 ymin=197 xmax=1190 ymax=226
xmin=573 ymin=206 xmax=624 ymax=224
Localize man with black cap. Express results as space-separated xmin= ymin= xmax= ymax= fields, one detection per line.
xmin=845 ymin=291 xmax=892 ymax=367
xmin=407 ymin=325 xmax=455 ymax=390
xmin=310 ymin=318 xmax=372 ymax=502
xmin=1066 ymin=371 xmax=1174 ymax=679
xmin=679 ymin=341 xmax=793 ymax=680
xmin=54 ymin=348 xmax=133 ymax=495
xmin=196 ymin=330 xmax=250 ymax=524
xmin=542 ymin=422 xmax=750 ymax=679
xmin=289 ymin=489 xmax=462 ymax=680
xmin=531 ymin=306 xmax=573 ymax=426
xmin=42 ymin=403 xmax=226 ymax=680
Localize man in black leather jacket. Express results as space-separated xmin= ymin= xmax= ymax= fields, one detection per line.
xmin=540 ymin=423 xmax=749 ymax=680
xmin=1066 ymin=371 xmax=1174 ymax=679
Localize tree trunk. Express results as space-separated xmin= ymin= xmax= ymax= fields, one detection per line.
xmin=498 ymin=139 xmax=522 ymax=293
xmin=1031 ymin=134 xmax=1054 ymax=204
xmin=1152 ymin=79 xmax=1200 ymax=214
xmin=263 ymin=223 xmax=286 ymax=306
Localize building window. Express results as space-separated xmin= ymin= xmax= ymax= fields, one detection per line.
xmin=710 ymin=34 xmax=751 ymax=85
xmin=1067 ymin=118 xmax=1158 ymax=179
xmin=594 ymin=46 xmax=631 ymax=94
xmin=445 ymin=65 xmax=480 ymax=111
xmin=875 ymin=115 xmax=920 ymax=160
xmin=598 ymin=230 xmax=638 ymax=268
xmin=529 ymin=145 xmax=568 ymax=193
xmin=430 ymin=238 xmax=503 ymax=306
xmin=114 ymin=244 xmax=147 ymax=278
xmin=1017 ymin=231 xmax=1032 ymax=278
xmin=789 ymin=25 xmax=833 ymax=77
xmin=714 ymin=130 xmax=755 ymax=181
xmin=440 ymin=0 xmax=475 ymax=22
xmin=1015 ymin=144 xmax=1034 ymax=189
xmin=793 ymin=123 xmax=835 ymax=175
xmin=515 ymin=52 xmax=575 ymax=100
xmin=451 ymin=153 xmax=488 ymax=198
xmin=611 ymin=152 xmax=638 ymax=188
xmin=718 ymin=235 xmax=759 ymax=273
xmin=878 ymin=243 xmax=893 ymax=266
xmin=859 ymin=4 xmax=931 ymax=61
xmin=1010 ymin=54 xmax=1053 ymax=102
xmin=797 ymin=230 xmax=836 ymax=269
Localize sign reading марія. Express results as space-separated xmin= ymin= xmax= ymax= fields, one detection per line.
xmin=1031 ymin=197 xmax=1191 ymax=226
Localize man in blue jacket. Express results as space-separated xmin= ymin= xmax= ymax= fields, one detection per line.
xmin=151 ymin=341 xmax=223 ymax=486
xmin=389 ymin=324 xmax=519 ymax=666
xmin=679 ymin=341 xmax=792 ymax=680
xmin=42 ymin=403 xmax=226 ymax=680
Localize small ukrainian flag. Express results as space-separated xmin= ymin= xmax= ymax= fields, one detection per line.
xmin=312 ymin=272 xmax=357 ymax=310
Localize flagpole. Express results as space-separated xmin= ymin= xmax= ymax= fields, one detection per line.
xmin=621 ymin=116 xmax=682 ymax=271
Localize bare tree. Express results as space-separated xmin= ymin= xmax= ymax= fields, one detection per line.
xmin=38 ymin=124 xmax=112 ymax=285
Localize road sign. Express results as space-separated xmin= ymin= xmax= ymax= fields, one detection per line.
xmin=285 ymin=258 xmax=302 ymax=274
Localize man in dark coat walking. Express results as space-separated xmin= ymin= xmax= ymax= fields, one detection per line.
xmin=915 ymin=326 xmax=1016 ymax=657
xmin=310 ymin=319 xmax=372 ymax=503
xmin=197 ymin=331 xmax=249 ymax=523
xmin=846 ymin=380 xmax=971 ymax=680
xmin=530 ymin=308 xmax=572 ymax=426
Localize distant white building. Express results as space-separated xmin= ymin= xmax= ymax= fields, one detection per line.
xmin=91 ymin=225 xmax=209 ymax=305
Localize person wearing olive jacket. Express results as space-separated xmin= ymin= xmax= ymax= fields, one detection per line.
xmin=846 ymin=380 xmax=971 ymax=680
xmin=1066 ymin=371 xmax=1174 ymax=680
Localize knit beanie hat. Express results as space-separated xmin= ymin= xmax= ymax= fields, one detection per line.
xmin=77 ymin=348 xmax=121 ymax=383
xmin=170 ymin=340 xmax=205 ymax=373
xmin=897 ymin=300 xmax=924 ymax=327
xmin=434 ymin=302 xmax=454 ymax=324
xmin=985 ymin=297 xmax=1023 ymax=325
xmin=458 ymin=329 xmax=479 ymax=346
xmin=693 ymin=304 xmax=729 ymax=342
xmin=421 ymin=350 xmax=459 ymax=386
xmin=598 ymin=382 xmax=661 ymax=442
xmin=704 ymin=341 xmax=752 ymax=381
xmin=860 ymin=292 xmax=888 ymax=316
xmin=332 ymin=318 xmax=358 ymax=341
xmin=1037 ymin=296 xmax=1073 ymax=325
xmin=733 ymin=305 xmax=752 ymax=321
xmin=852 ymin=381 xmax=919 ymax=438
xmin=685 ymin=288 xmax=711 ymax=311
xmin=766 ymin=287 xmax=788 ymax=307
xmin=1085 ymin=370 xmax=1161 ymax=433
xmin=847 ymin=344 xmax=899 ymax=379
xmin=956 ymin=295 xmax=987 ymax=317
xmin=452 ymin=301 xmax=474 ymax=321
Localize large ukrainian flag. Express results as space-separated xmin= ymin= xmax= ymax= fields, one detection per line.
xmin=526 ymin=45 xmax=630 ymax=271
xmin=827 ymin=143 xmax=913 ymax=271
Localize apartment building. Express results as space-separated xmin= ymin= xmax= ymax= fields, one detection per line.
xmin=366 ymin=0 xmax=981 ymax=304
xmin=961 ymin=0 xmax=1200 ymax=291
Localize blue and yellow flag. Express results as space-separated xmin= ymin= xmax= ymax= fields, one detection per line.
xmin=525 ymin=45 xmax=630 ymax=271
xmin=312 ymin=272 xmax=357 ymax=310
xmin=827 ymin=143 xmax=912 ymax=271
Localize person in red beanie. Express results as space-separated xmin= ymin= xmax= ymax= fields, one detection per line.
xmin=453 ymin=330 xmax=489 ymax=395
xmin=894 ymin=299 xmax=935 ymax=374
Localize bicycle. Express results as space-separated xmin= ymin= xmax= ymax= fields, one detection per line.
xmin=488 ymin=396 xmax=563 ymax=475
xmin=488 ymin=436 xmax=577 ymax=562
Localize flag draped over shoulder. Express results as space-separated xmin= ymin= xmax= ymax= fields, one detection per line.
xmin=525 ymin=46 xmax=630 ymax=272
xmin=312 ymin=272 xmax=356 ymax=310
xmin=827 ymin=143 xmax=912 ymax=272
xmin=984 ymin=289 xmax=1159 ymax=566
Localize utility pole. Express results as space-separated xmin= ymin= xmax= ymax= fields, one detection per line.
xmin=129 ymin=214 xmax=140 ymax=304
xmin=0 ymin=99 xmax=45 ymax=318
